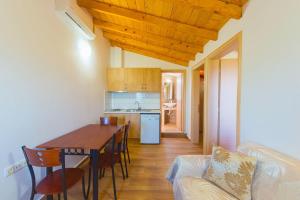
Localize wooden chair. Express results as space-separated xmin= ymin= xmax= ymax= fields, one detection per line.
xmin=98 ymin=127 xmax=125 ymax=200
xmin=124 ymin=121 xmax=131 ymax=164
xmin=105 ymin=121 xmax=131 ymax=178
xmin=100 ymin=116 xmax=118 ymax=126
xmin=22 ymin=146 xmax=88 ymax=200
xmin=118 ymin=121 xmax=131 ymax=178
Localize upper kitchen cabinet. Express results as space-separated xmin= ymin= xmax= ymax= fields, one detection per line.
xmin=107 ymin=68 xmax=161 ymax=92
xmin=107 ymin=68 xmax=125 ymax=91
xmin=125 ymin=68 xmax=144 ymax=92
xmin=143 ymin=69 xmax=161 ymax=92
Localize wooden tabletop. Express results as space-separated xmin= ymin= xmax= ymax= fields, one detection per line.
xmin=37 ymin=124 xmax=122 ymax=150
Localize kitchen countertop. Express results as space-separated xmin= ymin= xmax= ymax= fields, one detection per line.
xmin=104 ymin=109 xmax=161 ymax=114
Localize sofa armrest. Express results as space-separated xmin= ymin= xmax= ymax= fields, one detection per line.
xmin=166 ymin=155 xmax=211 ymax=184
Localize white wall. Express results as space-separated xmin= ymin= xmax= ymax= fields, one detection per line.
xmin=110 ymin=46 xmax=186 ymax=69
xmin=188 ymin=0 xmax=300 ymax=158
xmin=0 ymin=0 xmax=110 ymax=199
xmin=185 ymin=67 xmax=192 ymax=138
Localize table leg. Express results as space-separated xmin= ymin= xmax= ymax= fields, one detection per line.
xmin=91 ymin=149 xmax=99 ymax=200
xmin=46 ymin=167 xmax=54 ymax=200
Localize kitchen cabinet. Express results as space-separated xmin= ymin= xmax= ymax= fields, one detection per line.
xmin=107 ymin=68 xmax=125 ymax=91
xmin=124 ymin=68 xmax=144 ymax=92
xmin=107 ymin=68 xmax=161 ymax=92
xmin=104 ymin=113 xmax=141 ymax=139
xmin=143 ymin=68 xmax=161 ymax=92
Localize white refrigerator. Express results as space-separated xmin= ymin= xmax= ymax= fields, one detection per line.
xmin=140 ymin=113 xmax=161 ymax=144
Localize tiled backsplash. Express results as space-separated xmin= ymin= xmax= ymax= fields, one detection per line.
xmin=105 ymin=92 xmax=160 ymax=110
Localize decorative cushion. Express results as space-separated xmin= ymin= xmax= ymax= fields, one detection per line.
xmin=204 ymin=146 xmax=257 ymax=200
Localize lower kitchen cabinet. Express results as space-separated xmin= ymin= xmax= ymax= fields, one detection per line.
xmin=104 ymin=113 xmax=140 ymax=139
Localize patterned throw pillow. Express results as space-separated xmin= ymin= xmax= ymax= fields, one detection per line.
xmin=204 ymin=146 xmax=257 ymax=200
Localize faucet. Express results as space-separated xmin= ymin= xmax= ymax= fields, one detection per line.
xmin=135 ymin=101 xmax=142 ymax=110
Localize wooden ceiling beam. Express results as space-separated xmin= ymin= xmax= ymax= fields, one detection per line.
xmin=103 ymin=32 xmax=195 ymax=61
xmin=104 ymin=30 xmax=198 ymax=55
xmin=77 ymin=0 xmax=218 ymax=40
xmin=94 ymin=20 xmax=204 ymax=54
xmin=177 ymin=0 xmax=243 ymax=19
xmin=218 ymin=0 xmax=248 ymax=7
xmin=111 ymin=42 xmax=188 ymax=67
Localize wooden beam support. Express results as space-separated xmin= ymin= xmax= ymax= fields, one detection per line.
xmin=103 ymin=32 xmax=195 ymax=61
xmin=111 ymin=42 xmax=189 ymax=66
xmin=105 ymin=30 xmax=199 ymax=55
xmin=77 ymin=0 xmax=218 ymax=40
xmin=218 ymin=0 xmax=247 ymax=7
xmin=94 ymin=20 xmax=204 ymax=54
xmin=177 ymin=0 xmax=243 ymax=19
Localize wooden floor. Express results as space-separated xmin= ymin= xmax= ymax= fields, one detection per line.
xmin=161 ymin=123 xmax=179 ymax=132
xmin=64 ymin=138 xmax=202 ymax=200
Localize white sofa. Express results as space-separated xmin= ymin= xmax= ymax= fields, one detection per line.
xmin=166 ymin=143 xmax=300 ymax=200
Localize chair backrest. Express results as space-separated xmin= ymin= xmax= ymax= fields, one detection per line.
xmin=100 ymin=116 xmax=118 ymax=126
xmin=22 ymin=146 xmax=62 ymax=167
xmin=114 ymin=126 xmax=124 ymax=145
xmin=109 ymin=126 xmax=125 ymax=154
xmin=123 ymin=121 xmax=131 ymax=146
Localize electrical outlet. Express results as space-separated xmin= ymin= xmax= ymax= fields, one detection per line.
xmin=4 ymin=159 xmax=27 ymax=177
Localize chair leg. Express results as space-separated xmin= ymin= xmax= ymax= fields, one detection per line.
xmin=58 ymin=193 xmax=61 ymax=200
xmin=119 ymin=160 xmax=125 ymax=180
xmin=102 ymin=168 xmax=106 ymax=177
xmin=98 ymin=168 xmax=102 ymax=179
xmin=123 ymin=151 xmax=129 ymax=178
xmin=63 ymin=190 xmax=67 ymax=200
xmin=82 ymin=175 xmax=89 ymax=200
xmin=29 ymin=190 xmax=34 ymax=200
xmin=85 ymin=167 xmax=91 ymax=199
xmin=111 ymin=165 xmax=117 ymax=200
xmin=126 ymin=146 xmax=131 ymax=164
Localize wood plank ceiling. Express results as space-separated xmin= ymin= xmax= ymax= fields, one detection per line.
xmin=77 ymin=0 xmax=248 ymax=66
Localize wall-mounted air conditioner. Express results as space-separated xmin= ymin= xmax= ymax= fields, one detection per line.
xmin=55 ymin=0 xmax=96 ymax=40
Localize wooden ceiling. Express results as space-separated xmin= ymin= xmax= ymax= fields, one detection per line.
xmin=77 ymin=0 xmax=247 ymax=66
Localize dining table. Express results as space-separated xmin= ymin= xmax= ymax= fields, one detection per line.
xmin=37 ymin=124 xmax=122 ymax=200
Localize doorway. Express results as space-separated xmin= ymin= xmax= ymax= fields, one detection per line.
xmin=161 ymin=72 xmax=184 ymax=133
xmin=203 ymin=33 xmax=242 ymax=154
xmin=191 ymin=66 xmax=205 ymax=147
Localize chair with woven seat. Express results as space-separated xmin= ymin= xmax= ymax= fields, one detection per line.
xmin=22 ymin=146 xmax=88 ymax=200
xmin=98 ymin=126 xmax=125 ymax=200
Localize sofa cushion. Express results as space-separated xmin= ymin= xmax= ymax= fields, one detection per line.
xmin=174 ymin=177 xmax=238 ymax=200
xmin=204 ymin=146 xmax=257 ymax=200
xmin=238 ymin=143 xmax=300 ymax=200
xmin=166 ymin=155 xmax=211 ymax=184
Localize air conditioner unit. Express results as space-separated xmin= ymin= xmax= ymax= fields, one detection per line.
xmin=55 ymin=0 xmax=96 ymax=40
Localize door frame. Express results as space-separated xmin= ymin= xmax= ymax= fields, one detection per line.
xmin=161 ymin=69 xmax=186 ymax=133
xmin=203 ymin=32 xmax=242 ymax=154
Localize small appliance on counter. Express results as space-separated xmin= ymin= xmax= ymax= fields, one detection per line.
xmin=140 ymin=113 xmax=161 ymax=144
